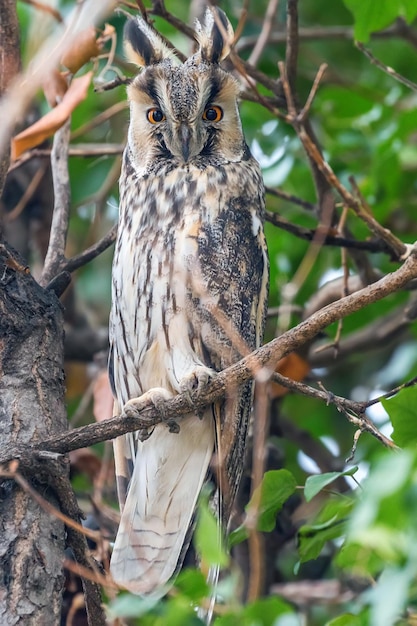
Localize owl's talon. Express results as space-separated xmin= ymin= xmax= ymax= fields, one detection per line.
xmin=121 ymin=388 xmax=174 ymax=437
xmin=179 ymin=366 xmax=216 ymax=405
xmin=166 ymin=418 xmax=180 ymax=434
xmin=137 ymin=428 xmax=152 ymax=442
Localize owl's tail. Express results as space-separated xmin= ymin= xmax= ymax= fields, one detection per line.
xmin=110 ymin=411 xmax=215 ymax=596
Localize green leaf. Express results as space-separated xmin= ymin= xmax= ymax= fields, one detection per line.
xmin=194 ymin=496 xmax=229 ymax=568
xmin=336 ymin=541 xmax=385 ymax=577
xmin=243 ymin=597 xmax=294 ymax=625
xmin=229 ymin=470 xmax=297 ymax=548
xmin=401 ymin=0 xmax=417 ymax=23
xmin=298 ymin=497 xmax=353 ymax=563
xmin=215 ymin=596 xmax=293 ymax=626
xmin=174 ymin=568 xmax=209 ymax=602
xmin=381 ymin=386 xmax=417 ymax=447
xmin=338 ymin=450 xmax=417 ymax=575
xmin=228 ymin=524 xmax=248 ymax=548
xmin=249 ymin=470 xmax=297 ymax=532
xmin=162 ymin=594 xmax=205 ymax=626
xmin=370 ymin=565 xmax=413 ymax=626
xmin=304 ymin=467 xmax=358 ymax=502
xmin=343 ymin=0 xmax=402 ymax=41
xmin=326 ymin=614 xmax=364 ymax=626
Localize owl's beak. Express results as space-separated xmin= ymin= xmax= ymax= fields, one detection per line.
xmin=179 ymin=124 xmax=191 ymax=162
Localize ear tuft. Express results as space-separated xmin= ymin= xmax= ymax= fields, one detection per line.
xmin=195 ymin=7 xmax=234 ymax=64
xmin=124 ymin=16 xmax=174 ymax=67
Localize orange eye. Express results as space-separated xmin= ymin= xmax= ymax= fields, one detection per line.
xmin=147 ymin=108 xmax=165 ymax=124
xmin=202 ymin=106 xmax=223 ymax=122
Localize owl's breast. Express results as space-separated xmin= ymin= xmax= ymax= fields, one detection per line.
xmin=110 ymin=157 xmax=267 ymax=403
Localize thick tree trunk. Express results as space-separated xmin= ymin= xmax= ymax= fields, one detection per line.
xmin=0 ymin=246 xmax=67 ymax=625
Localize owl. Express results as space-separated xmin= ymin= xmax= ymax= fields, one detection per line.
xmin=108 ymin=8 xmax=269 ymax=597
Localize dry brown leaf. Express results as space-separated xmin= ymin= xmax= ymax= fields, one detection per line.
xmin=93 ymin=369 xmax=114 ymax=423
xmin=11 ymin=71 xmax=93 ymax=160
xmin=61 ymin=24 xmax=115 ymax=74
xmin=61 ymin=26 xmax=101 ymax=74
xmin=42 ymin=68 xmax=68 ymax=107
xmin=97 ymin=23 xmax=115 ymax=46
xmin=270 ymin=352 xmax=311 ymax=399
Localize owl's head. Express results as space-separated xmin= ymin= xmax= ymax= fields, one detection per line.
xmin=124 ymin=9 xmax=247 ymax=171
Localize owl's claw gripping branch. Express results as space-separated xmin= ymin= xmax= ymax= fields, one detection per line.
xmin=179 ymin=366 xmax=217 ymax=418
xmin=179 ymin=365 xmax=216 ymax=398
xmin=121 ymin=388 xmax=174 ymax=439
xmin=165 ymin=418 xmax=181 ymax=434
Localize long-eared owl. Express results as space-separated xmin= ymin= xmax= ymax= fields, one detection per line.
xmin=108 ymin=7 xmax=269 ymax=595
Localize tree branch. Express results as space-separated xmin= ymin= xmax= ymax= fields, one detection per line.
xmin=62 ymin=223 xmax=117 ymax=274
xmin=247 ymin=0 xmax=279 ymax=67
xmin=266 ymin=211 xmax=392 ymax=253
xmin=285 ymin=0 xmax=299 ymax=91
xmin=356 ymin=41 xmax=417 ymax=91
xmin=236 ymin=22 xmax=417 ymax=51
xmin=40 ymin=118 xmax=71 ymax=286
xmin=0 ymin=246 xmax=412 ymax=460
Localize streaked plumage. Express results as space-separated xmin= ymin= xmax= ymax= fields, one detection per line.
xmin=108 ymin=8 xmax=269 ymax=597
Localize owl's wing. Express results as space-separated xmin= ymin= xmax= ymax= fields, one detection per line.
xmin=197 ymin=187 xmax=269 ymax=520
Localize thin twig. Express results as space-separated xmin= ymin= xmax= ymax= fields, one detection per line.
xmin=94 ymin=75 xmax=131 ymax=92
xmin=246 ymin=379 xmax=269 ymax=600
xmin=5 ymin=160 xmax=49 ymax=222
xmin=233 ymin=3 xmax=249 ymax=45
xmin=285 ymin=0 xmax=299 ymax=91
xmin=71 ymin=101 xmax=128 ymax=140
xmin=265 ymin=211 xmax=391 ymax=254
xmin=278 ymin=62 xmax=408 ymax=260
xmin=247 ymin=0 xmax=279 ymax=67
xmin=0 ymin=464 xmax=100 ymax=542
xmin=271 ymin=373 xmax=396 ymax=450
xmin=277 ymin=40 xmax=334 ymax=215
xmin=310 ymin=296 xmax=417 ymax=368
xmin=298 ymin=63 xmax=328 ymax=122
xmin=365 ymin=375 xmax=417 ymax=408
xmin=281 ymin=192 xmax=334 ymax=328
xmin=237 ymin=22 xmax=417 ymax=51
xmin=266 ymin=186 xmax=315 ymax=211
xmin=76 ymin=156 xmax=121 ymax=213
xmin=356 ymin=41 xmax=417 ymax=91
xmin=9 ymin=144 xmax=125 ymax=173
xmin=151 ymin=0 xmax=196 ymax=39
xmin=63 ymin=558 xmax=115 ymax=591
xmin=40 ymin=118 xmax=71 ymax=287
xmin=21 ymin=0 xmax=63 ymax=22
xmin=62 ymin=223 xmax=117 ymax=274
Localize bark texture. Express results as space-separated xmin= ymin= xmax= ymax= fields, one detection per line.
xmin=0 ymin=245 xmax=67 ymax=626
